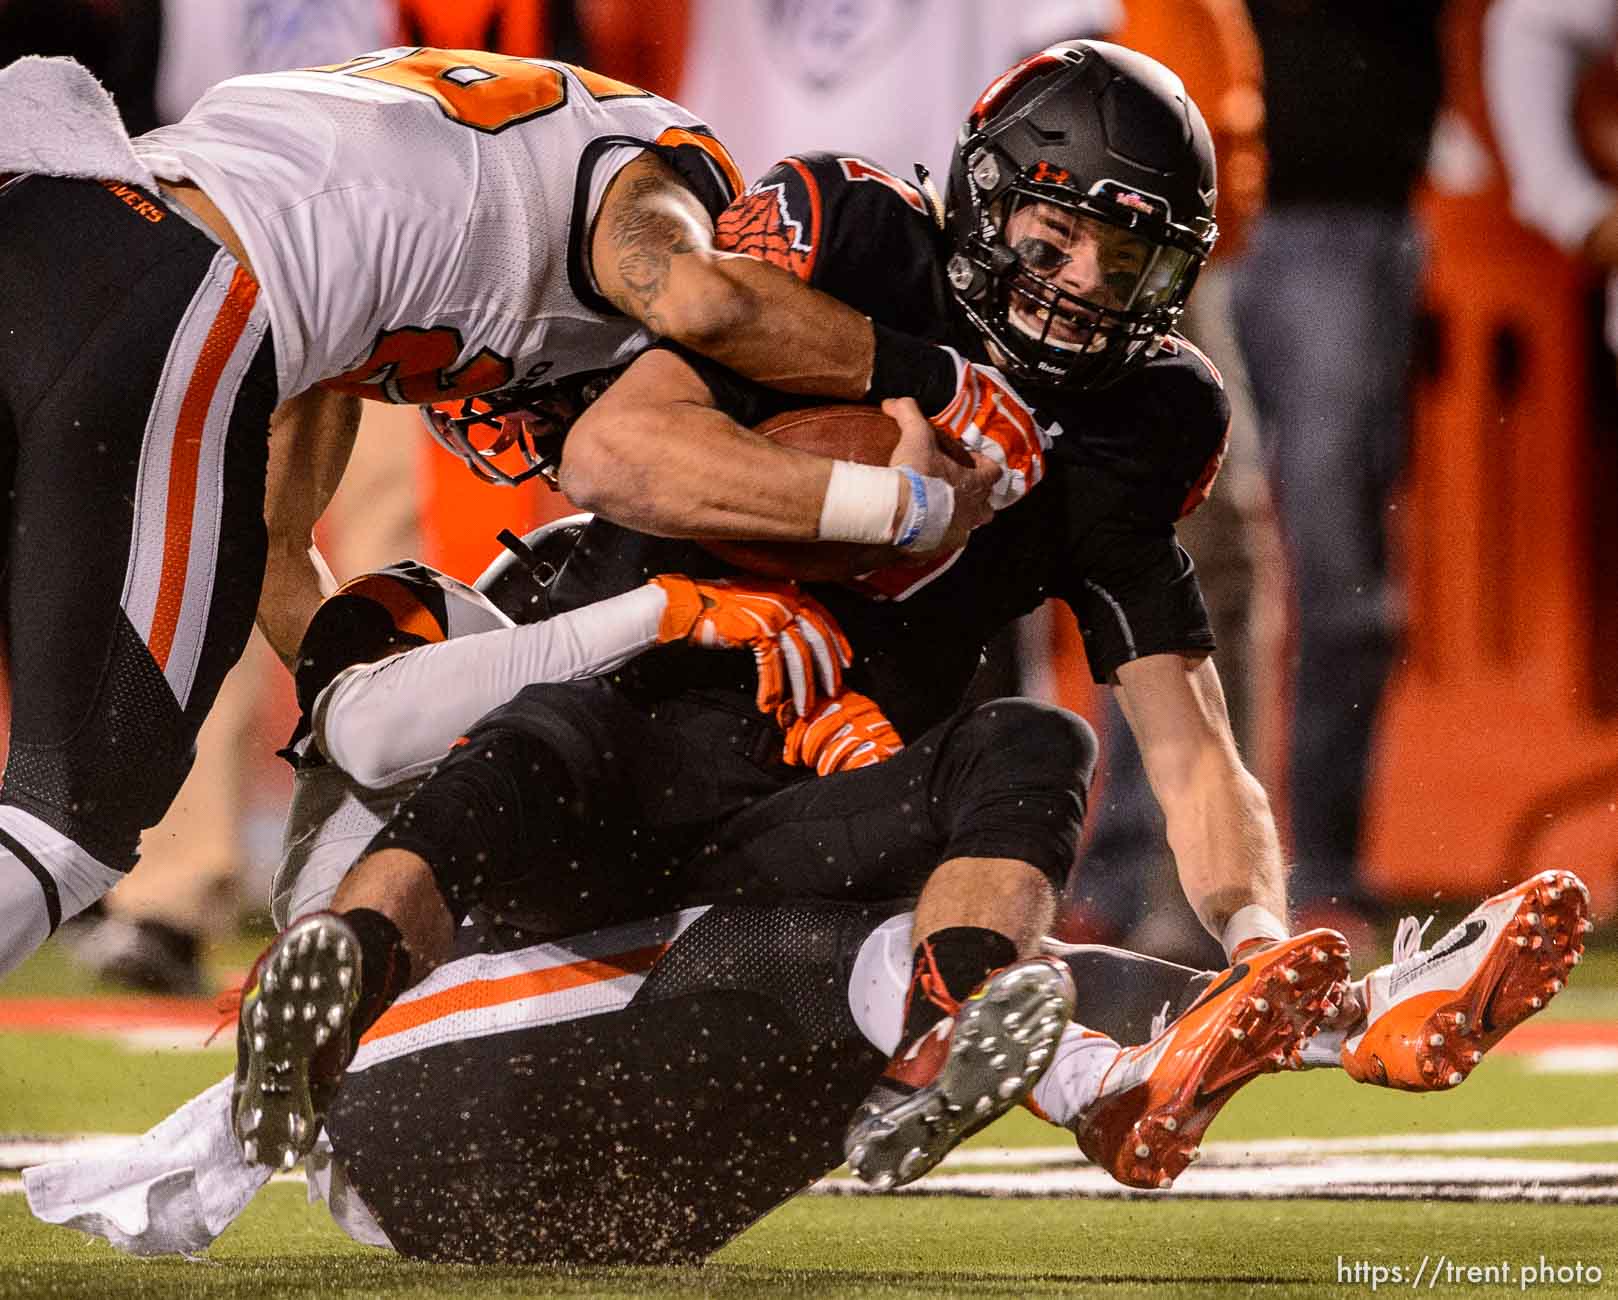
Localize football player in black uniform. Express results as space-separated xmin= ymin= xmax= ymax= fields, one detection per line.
xmin=228 ymin=41 xmax=1573 ymax=1198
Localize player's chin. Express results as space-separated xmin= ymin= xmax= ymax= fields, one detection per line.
xmin=700 ymin=538 xmax=900 ymax=583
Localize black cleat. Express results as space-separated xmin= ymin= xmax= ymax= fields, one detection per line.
xmin=232 ymin=913 xmax=361 ymax=1170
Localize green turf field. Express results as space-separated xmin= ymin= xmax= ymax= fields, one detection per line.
xmin=0 ymin=933 xmax=1613 ymax=1298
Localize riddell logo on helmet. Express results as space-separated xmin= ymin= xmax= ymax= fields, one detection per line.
xmin=1115 ymin=192 xmax=1155 ymax=215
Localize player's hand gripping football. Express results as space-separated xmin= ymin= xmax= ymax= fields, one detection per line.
xmin=883 ymin=397 xmax=998 ymax=556
xmin=780 ymin=690 xmax=903 ymax=776
xmin=929 ymin=347 xmax=1053 ymax=509
xmin=651 ymin=574 xmax=852 ymax=719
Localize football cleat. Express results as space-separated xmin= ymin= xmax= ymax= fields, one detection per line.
xmin=232 ymin=913 xmax=361 ymax=1169
xmin=1341 ymin=870 xmax=1592 ymax=1091
xmin=845 ymin=956 xmax=1075 ymax=1190
xmin=1074 ymin=928 xmax=1350 ymax=1190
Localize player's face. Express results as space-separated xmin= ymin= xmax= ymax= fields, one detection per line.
xmin=1002 ymin=200 xmax=1155 ymax=348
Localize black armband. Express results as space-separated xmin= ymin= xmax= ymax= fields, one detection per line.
xmin=866 ymin=320 xmax=958 ymax=416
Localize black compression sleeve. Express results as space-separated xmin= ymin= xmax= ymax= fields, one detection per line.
xmin=866 ymin=321 xmax=958 ymax=416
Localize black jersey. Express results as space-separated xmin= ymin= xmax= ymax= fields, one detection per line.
xmin=549 ymin=152 xmax=1230 ymax=742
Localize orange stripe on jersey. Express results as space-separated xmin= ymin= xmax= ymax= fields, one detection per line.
xmin=359 ymin=942 xmax=669 ymax=1044
xmin=147 ymin=266 xmax=259 ymax=670
xmin=654 ymin=126 xmax=744 ymax=202
xmin=335 ymin=572 xmax=448 ymax=644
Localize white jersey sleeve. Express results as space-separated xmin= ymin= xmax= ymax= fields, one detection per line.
xmin=133 ymin=49 xmax=742 ymax=402
xmin=313 ymin=583 xmax=666 ymax=787
xmin=1484 ymin=0 xmax=1618 ymax=251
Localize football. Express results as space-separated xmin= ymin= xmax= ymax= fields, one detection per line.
xmin=701 ymin=404 xmax=957 ymax=582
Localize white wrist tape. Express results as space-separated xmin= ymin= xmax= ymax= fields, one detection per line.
xmin=1221 ymin=904 xmax=1290 ymax=962
xmin=818 ymin=460 xmax=903 ymax=544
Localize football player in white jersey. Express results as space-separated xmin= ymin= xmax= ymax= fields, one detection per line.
xmin=0 ymin=46 xmax=1040 ymax=982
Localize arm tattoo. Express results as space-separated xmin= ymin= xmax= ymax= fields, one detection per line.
xmin=610 ymin=175 xmax=697 ymax=333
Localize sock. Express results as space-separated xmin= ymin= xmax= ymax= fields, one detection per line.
xmin=1296 ymin=976 xmax=1367 ymax=1068
xmin=341 ymin=907 xmax=413 ymax=1039
xmin=899 ymin=926 xmax=1019 ymax=1045
xmin=1028 ymin=1026 xmax=1122 ymax=1128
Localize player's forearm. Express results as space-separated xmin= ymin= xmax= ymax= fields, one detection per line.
xmin=258 ymin=541 xmax=336 ymax=670
xmin=663 ymin=251 xmax=874 ymax=397
xmin=1161 ymin=751 xmax=1288 ymax=943
xmin=315 ymin=585 xmax=666 ymax=787
xmin=562 ymin=397 xmax=883 ymax=540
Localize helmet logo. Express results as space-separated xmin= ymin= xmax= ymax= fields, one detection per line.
xmin=1029 ymin=161 xmax=1072 ymax=186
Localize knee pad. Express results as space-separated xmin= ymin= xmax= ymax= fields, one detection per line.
xmin=933 ymin=699 xmax=1098 ymax=887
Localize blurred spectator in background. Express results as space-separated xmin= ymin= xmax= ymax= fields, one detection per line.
xmin=1229 ymin=0 xmax=1444 ymax=950
xmin=1059 ymin=0 xmax=1269 ymax=963
xmin=1484 ymin=0 xmax=1618 ymax=348
xmin=73 ymin=0 xmax=401 ymax=994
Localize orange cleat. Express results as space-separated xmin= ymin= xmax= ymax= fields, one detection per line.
xmin=1074 ymin=928 xmax=1350 ymax=1190
xmin=1342 ymin=870 xmax=1592 ymax=1091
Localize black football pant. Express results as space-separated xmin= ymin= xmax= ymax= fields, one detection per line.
xmin=367 ymin=679 xmax=1099 ymax=934
xmin=0 ymin=175 xmax=277 ymax=962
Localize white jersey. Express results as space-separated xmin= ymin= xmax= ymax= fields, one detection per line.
xmin=133 ymin=48 xmax=742 ymax=402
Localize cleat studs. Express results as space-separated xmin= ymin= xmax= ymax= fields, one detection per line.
xmin=1157 ymin=1174 xmax=1173 ymax=1189
xmin=1002 ymin=1012 xmax=1022 ymax=1030
xmin=1429 ymin=1034 xmax=1445 ymax=1048
xmin=1548 ymin=888 xmax=1562 ymax=901
xmin=252 ymin=1002 xmax=268 ymax=1028
xmin=996 ymin=1075 xmax=1025 ymax=1100
xmin=1514 ymin=936 xmax=1528 ymax=948
xmin=871 ymin=1172 xmax=895 ymax=1192
xmin=990 ymin=1053 xmax=1009 ymax=1070
xmin=1579 ymin=918 xmax=1594 ymax=933
xmin=281 ymin=1003 xmax=295 ymax=1023
xmin=1570 ymin=952 xmax=1582 ymax=966
xmin=303 ymin=1002 xmax=317 ymax=1021
xmin=252 ymin=1032 xmax=266 ymax=1053
xmin=1252 ymin=997 xmax=1269 ymax=1013
xmin=1447 ymin=1071 xmax=1463 ymax=1087
xmin=326 ymin=1005 xmax=346 ymax=1028
xmin=242 ymin=1139 xmax=257 ymax=1163
xmin=315 ymin=1024 xmax=331 ymax=1046
xmin=1468 ymin=1050 xmax=1483 ymax=1064
xmin=1186 ymin=1147 xmax=1203 ymax=1164
xmin=290 ymin=973 xmax=304 ymax=992
xmin=1135 ymin=1143 xmax=1152 ymax=1160
xmin=898 ymin=1148 xmax=927 ymax=1180
xmin=1526 ymin=912 xmax=1540 ymax=926
xmin=975 ymin=1096 xmax=994 ymax=1116
xmin=337 ymin=968 xmax=353 ymax=991
xmin=281 ymin=1148 xmax=297 ymax=1171
xmin=1550 ymin=979 xmax=1563 ymax=993
xmin=308 ymin=975 xmax=321 ymax=992
xmin=1282 ymin=968 xmax=1300 ymax=985
xmin=978 ymin=1036 xmax=999 ymax=1053
xmin=1162 ymin=1117 xmax=1178 ymax=1133
xmin=1230 ymin=1027 xmax=1246 ymax=1042
xmin=336 ymin=939 xmax=351 ymax=961
xmin=1529 ymin=997 xmax=1543 ymax=1009
xmin=1451 ymin=1012 xmax=1467 ymax=1030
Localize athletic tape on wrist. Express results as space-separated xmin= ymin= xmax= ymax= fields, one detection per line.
xmin=819 ymin=460 xmax=903 ymax=544
xmin=1221 ymin=904 xmax=1290 ymax=963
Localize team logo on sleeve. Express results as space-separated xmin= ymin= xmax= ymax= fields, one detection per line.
xmin=716 ymin=181 xmax=815 ymax=280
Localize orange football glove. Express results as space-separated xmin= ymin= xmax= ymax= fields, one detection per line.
xmin=930 ymin=348 xmax=1053 ymax=509
xmin=650 ymin=574 xmax=852 ymax=718
xmin=780 ymin=690 xmax=903 ymax=776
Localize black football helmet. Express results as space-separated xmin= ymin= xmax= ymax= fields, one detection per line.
xmin=945 ymin=40 xmax=1218 ymax=392
xmin=419 ymin=366 xmax=625 ymax=488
